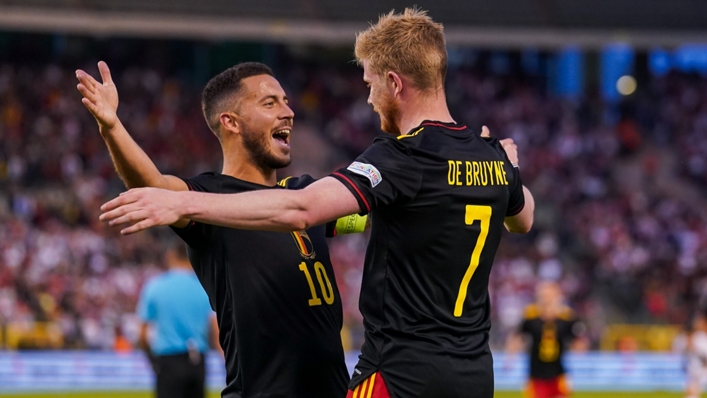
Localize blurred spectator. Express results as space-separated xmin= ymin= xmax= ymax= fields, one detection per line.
xmin=1 ymin=46 xmax=707 ymax=352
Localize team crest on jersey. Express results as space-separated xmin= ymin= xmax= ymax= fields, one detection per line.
xmin=291 ymin=230 xmax=316 ymax=260
xmin=347 ymin=161 xmax=382 ymax=188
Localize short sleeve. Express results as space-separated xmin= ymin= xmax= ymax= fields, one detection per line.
xmin=506 ymin=164 xmax=525 ymax=217
xmin=137 ymin=280 xmax=156 ymax=322
xmin=181 ymin=172 xmax=222 ymax=194
xmin=520 ymin=318 xmax=531 ymax=334
xmin=170 ymin=173 xmax=221 ymax=246
xmin=484 ymin=138 xmax=525 ymax=217
xmin=330 ymin=137 xmax=422 ymax=214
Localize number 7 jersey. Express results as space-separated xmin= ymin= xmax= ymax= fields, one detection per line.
xmin=331 ymin=120 xmax=525 ymax=398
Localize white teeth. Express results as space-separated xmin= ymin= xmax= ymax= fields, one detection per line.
xmin=273 ymin=129 xmax=291 ymax=140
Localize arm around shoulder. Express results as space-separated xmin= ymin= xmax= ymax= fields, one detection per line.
xmin=504 ymin=185 xmax=534 ymax=234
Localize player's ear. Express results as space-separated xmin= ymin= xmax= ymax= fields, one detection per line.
xmin=220 ymin=112 xmax=241 ymax=136
xmin=387 ymin=71 xmax=403 ymax=97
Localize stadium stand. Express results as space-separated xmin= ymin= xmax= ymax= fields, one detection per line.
xmin=1 ymin=39 xmax=707 ymax=352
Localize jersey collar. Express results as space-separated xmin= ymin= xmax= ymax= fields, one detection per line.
xmin=418 ymin=120 xmax=468 ymax=131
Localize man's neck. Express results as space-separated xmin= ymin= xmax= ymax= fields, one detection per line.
xmin=397 ymin=89 xmax=455 ymax=135
xmin=221 ymin=146 xmax=277 ymax=186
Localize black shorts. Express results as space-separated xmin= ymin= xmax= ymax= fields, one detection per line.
xmin=155 ymin=352 xmax=206 ymax=398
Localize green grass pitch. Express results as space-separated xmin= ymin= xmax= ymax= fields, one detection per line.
xmin=0 ymin=392 xmax=685 ymax=398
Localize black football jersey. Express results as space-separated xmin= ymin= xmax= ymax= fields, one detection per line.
xmin=520 ymin=305 xmax=580 ymax=379
xmin=331 ymin=120 xmax=525 ymax=398
xmin=172 ymin=173 xmax=348 ymax=398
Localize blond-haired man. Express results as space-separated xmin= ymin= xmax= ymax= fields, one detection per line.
xmin=507 ymin=282 xmax=584 ymax=398
xmin=101 ymin=8 xmax=535 ymax=398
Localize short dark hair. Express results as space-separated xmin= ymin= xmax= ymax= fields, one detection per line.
xmin=201 ymin=62 xmax=274 ymax=134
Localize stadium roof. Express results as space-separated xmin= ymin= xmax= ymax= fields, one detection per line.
xmin=0 ymin=0 xmax=706 ymax=48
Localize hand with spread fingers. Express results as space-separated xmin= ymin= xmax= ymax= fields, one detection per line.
xmin=100 ymin=188 xmax=184 ymax=235
xmin=76 ymin=61 xmax=119 ymax=131
xmin=480 ymin=125 xmax=519 ymax=167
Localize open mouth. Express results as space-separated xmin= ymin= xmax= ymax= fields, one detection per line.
xmin=272 ymin=128 xmax=291 ymax=148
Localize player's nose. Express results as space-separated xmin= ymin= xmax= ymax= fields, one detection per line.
xmin=281 ymin=102 xmax=295 ymax=119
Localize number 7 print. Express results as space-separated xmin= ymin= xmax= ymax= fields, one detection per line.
xmin=454 ymin=205 xmax=492 ymax=317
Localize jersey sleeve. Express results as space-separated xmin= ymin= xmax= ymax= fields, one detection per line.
xmin=519 ymin=304 xmax=539 ymax=334
xmin=170 ymin=172 xmax=221 ymax=247
xmin=484 ymin=138 xmax=525 ymax=217
xmin=484 ymin=137 xmax=525 ymax=217
xmin=137 ymin=280 xmax=156 ymax=322
xmin=506 ymin=164 xmax=525 ymax=217
xmin=330 ymin=137 xmax=422 ymax=214
xmin=520 ymin=318 xmax=531 ymax=334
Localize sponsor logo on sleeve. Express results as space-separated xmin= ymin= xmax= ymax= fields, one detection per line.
xmin=347 ymin=161 xmax=382 ymax=188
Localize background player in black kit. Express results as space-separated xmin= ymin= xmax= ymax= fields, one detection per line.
xmin=507 ymin=282 xmax=585 ymax=398
xmin=77 ymin=62 xmax=352 ymax=397
xmin=100 ymin=8 xmax=536 ymax=398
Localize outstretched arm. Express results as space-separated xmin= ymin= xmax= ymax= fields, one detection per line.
xmin=76 ymin=61 xmax=187 ymax=192
xmin=100 ymin=177 xmax=362 ymax=235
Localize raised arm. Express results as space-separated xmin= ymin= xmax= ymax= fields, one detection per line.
xmin=479 ymin=126 xmax=534 ymax=234
xmin=76 ymin=61 xmax=187 ymax=192
xmin=100 ymin=177 xmax=361 ymax=235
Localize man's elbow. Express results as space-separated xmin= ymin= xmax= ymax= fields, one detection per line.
xmin=508 ymin=222 xmax=533 ymax=234
xmin=287 ymin=217 xmax=310 ymax=232
xmin=279 ymin=209 xmax=315 ymax=232
xmin=505 ymin=216 xmax=533 ymax=234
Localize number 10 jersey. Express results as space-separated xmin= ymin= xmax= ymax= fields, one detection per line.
xmin=331 ymin=120 xmax=525 ymax=398
xmin=172 ymin=173 xmax=348 ymax=398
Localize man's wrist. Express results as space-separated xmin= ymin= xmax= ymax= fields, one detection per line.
xmin=178 ymin=191 xmax=198 ymax=220
xmin=98 ymin=120 xmax=121 ymax=137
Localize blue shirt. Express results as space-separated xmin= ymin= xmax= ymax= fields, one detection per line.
xmin=137 ymin=269 xmax=213 ymax=356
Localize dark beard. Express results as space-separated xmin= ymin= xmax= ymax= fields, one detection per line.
xmin=241 ymin=125 xmax=291 ymax=171
xmin=378 ymin=92 xmax=401 ymax=135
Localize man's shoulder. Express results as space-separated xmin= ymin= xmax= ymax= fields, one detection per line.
xmin=361 ymin=134 xmax=415 ymax=159
xmin=394 ymin=122 xmax=495 ymax=154
xmin=183 ymin=172 xmax=222 ymax=192
xmin=523 ymin=304 xmax=541 ymax=320
xmin=185 ymin=171 xmax=220 ymax=182
xmin=140 ymin=273 xmax=166 ymax=297
xmin=277 ymin=174 xmax=317 ymax=189
xmin=556 ymin=306 xmax=576 ymax=322
xmin=148 ymin=271 xmax=200 ymax=293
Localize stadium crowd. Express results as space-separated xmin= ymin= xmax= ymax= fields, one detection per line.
xmin=1 ymin=48 xmax=706 ymax=351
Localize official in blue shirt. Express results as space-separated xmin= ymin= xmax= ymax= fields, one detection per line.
xmin=137 ymin=242 xmax=219 ymax=398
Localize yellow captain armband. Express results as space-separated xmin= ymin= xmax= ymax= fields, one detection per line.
xmin=335 ymin=214 xmax=368 ymax=235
